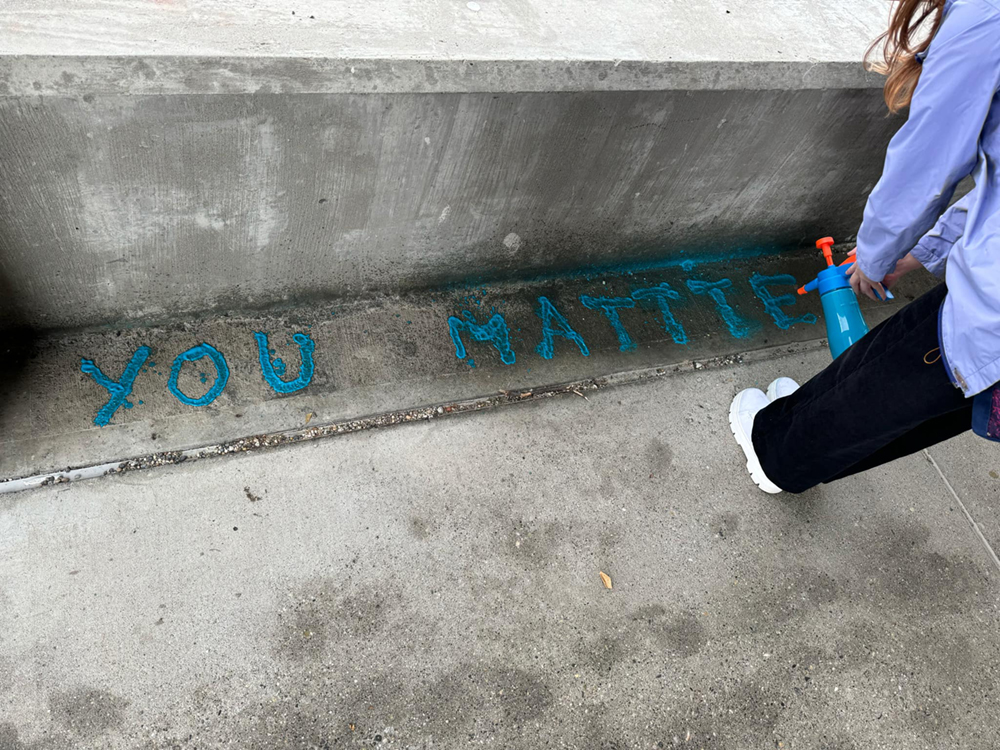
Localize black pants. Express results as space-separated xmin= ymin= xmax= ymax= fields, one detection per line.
xmin=752 ymin=283 xmax=972 ymax=493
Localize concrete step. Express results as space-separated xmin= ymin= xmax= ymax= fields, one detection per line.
xmin=0 ymin=248 xmax=936 ymax=489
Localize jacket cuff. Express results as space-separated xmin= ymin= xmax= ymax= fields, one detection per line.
xmin=855 ymin=253 xmax=897 ymax=283
xmin=910 ymin=240 xmax=949 ymax=278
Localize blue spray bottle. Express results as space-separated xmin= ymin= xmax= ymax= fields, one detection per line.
xmin=796 ymin=236 xmax=888 ymax=359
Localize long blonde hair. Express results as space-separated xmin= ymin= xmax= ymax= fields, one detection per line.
xmin=866 ymin=0 xmax=948 ymax=113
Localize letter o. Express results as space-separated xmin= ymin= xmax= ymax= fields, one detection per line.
xmin=167 ymin=343 xmax=230 ymax=406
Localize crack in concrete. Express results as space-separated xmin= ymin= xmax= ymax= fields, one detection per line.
xmin=923 ymin=449 xmax=1000 ymax=575
xmin=0 ymin=341 xmax=824 ymax=496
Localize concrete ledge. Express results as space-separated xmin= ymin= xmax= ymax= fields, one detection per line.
xmin=0 ymin=57 xmax=884 ymax=98
xmin=0 ymin=250 xmax=938 ymax=485
xmin=1 ymin=1 xmax=889 ymax=96
xmin=1 ymin=0 xmax=888 ymax=64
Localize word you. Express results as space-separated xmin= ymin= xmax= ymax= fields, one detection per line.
xmin=81 ymin=332 xmax=315 ymax=427
xmin=449 ymin=273 xmax=817 ymax=365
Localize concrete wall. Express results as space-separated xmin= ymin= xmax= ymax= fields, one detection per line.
xmin=0 ymin=87 xmax=900 ymax=329
xmin=0 ymin=1 xmax=901 ymax=330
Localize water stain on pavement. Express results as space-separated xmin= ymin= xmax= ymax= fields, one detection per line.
xmin=48 ymin=687 xmax=128 ymax=739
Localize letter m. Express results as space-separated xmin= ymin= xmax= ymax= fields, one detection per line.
xmin=448 ymin=311 xmax=516 ymax=365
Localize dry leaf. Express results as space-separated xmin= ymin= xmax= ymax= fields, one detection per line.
xmin=599 ymin=571 xmax=613 ymax=590
xmin=305 ymin=412 xmax=314 ymax=425
xmin=349 ymin=724 xmax=355 ymax=732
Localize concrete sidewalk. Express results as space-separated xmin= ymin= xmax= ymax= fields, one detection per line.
xmin=2 ymin=346 xmax=999 ymax=749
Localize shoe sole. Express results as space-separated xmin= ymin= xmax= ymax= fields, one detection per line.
xmin=728 ymin=393 xmax=782 ymax=495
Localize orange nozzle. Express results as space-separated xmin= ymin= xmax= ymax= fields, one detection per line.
xmin=797 ymin=238 xmax=854 ymax=295
xmin=816 ymin=236 xmax=835 ymax=267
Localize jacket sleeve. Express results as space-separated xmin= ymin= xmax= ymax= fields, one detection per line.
xmin=856 ymin=2 xmax=1000 ymax=282
xmin=910 ymin=189 xmax=975 ymax=277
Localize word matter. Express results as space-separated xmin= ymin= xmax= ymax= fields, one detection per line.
xmin=449 ymin=273 xmax=817 ymax=366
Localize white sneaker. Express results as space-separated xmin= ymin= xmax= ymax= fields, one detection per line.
xmin=729 ymin=389 xmax=783 ymax=494
xmin=766 ymin=377 xmax=800 ymax=402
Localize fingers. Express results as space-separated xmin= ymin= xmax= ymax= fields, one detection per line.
xmin=853 ymin=274 xmax=879 ymax=301
xmin=848 ymin=263 xmax=887 ymax=301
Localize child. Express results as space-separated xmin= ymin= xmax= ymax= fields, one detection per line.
xmin=730 ymin=0 xmax=1000 ymax=494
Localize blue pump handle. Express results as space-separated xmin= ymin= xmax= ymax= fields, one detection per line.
xmin=801 ymin=263 xmax=893 ymax=300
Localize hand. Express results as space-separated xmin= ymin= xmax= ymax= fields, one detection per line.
xmin=848 ymin=256 xmax=888 ymax=302
xmin=883 ymin=252 xmax=923 ymax=289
